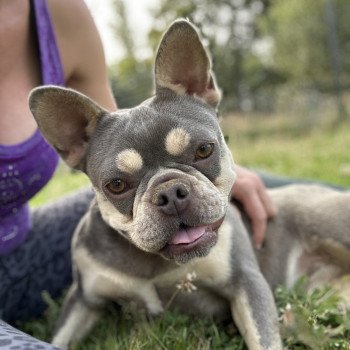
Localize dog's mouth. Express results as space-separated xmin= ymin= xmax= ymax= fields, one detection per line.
xmin=160 ymin=216 xmax=225 ymax=259
xmin=168 ymin=223 xmax=206 ymax=245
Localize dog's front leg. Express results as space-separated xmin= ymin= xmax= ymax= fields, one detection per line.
xmin=230 ymin=269 xmax=282 ymax=350
xmin=52 ymin=283 xmax=104 ymax=348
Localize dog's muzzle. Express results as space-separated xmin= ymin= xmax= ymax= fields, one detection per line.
xmin=135 ymin=170 xmax=227 ymax=261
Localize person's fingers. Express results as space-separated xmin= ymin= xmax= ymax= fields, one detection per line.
xmin=231 ymin=166 xmax=278 ymax=249
xmin=257 ymin=185 xmax=278 ymax=218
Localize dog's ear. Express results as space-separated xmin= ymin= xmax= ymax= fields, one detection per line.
xmin=29 ymin=86 xmax=107 ymax=170
xmin=155 ymin=19 xmax=221 ymax=107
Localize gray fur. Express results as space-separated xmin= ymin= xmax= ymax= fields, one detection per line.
xmin=29 ymin=19 xmax=349 ymax=350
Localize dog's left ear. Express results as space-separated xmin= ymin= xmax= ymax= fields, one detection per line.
xmin=29 ymin=86 xmax=107 ymax=170
xmin=155 ymin=19 xmax=221 ymax=107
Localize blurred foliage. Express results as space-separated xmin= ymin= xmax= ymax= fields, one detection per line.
xmin=22 ymin=277 xmax=350 ymax=349
xmin=109 ymin=57 xmax=153 ymax=109
xmin=276 ymin=277 xmax=350 ymax=350
xmin=260 ymin=0 xmax=350 ymax=91
xmin=30 ymin=163 xmax=89 ymax=207
xmin=109 ymin=0 xmax=153 ymax=108
xmin=108 ymin=0 xmax=350 ymax=121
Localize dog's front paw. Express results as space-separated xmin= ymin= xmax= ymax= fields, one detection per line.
xmin=146 ymin=299 xmax=164 ymax=316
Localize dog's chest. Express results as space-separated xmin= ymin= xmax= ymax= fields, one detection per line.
xmin=77 ymin=220 xmax=233 ymax=314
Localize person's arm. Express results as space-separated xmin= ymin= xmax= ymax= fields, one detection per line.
xmin=48 ymin=0 xmax=117 ymax=111
xmin=232 ymin=166 xmax=277 ymax=249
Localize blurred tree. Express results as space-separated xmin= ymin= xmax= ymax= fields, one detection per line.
xmin=109 ymin=0 xmax=153 ymax=108
xmin=260 ymin=0 xmax=350 ymax=122
xmin=261 ymin=0 xmax=350 ymax=91
xmin=109 ymin=58 xmax=153 ymax=109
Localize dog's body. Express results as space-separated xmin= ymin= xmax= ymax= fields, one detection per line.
xmin=29 ymin=20 xmax=350 ymax=350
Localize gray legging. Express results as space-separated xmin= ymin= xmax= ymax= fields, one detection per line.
xmin=0 ymin=320 xmax=61 ymax=350
xmin=0 ymin=187 xmax=94 ymax=349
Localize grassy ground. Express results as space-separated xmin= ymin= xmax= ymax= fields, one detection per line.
xmin=22 ymin=279 xmax=350 ymax=349
xmin=30 ymin=165 xmax=90 ymax=208
xmin=24 ymin=115 xmax=350 ymax=349
xmin=221 ymin=114 xmax=350 ymax=188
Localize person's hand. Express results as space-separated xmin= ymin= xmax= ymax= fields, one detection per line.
xmin=232 ymin=166 xmax=277 ymax=249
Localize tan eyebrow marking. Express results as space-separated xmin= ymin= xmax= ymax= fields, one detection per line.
xmin=116 ymin=149 xmax=143 ymax=174
xmin=165 ymin=128 xmax=191 ymax=156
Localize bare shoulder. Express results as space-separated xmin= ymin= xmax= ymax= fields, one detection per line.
xmin=47 ymin=0 xmax=97 ymax=62
xmin=47 ymin=0 xmax=92 ymax=28
xmin=47 ymin=0 xmax=116 ymax=110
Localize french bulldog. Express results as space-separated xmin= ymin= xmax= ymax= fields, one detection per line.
xmin=29 ymin=19 xmax=350 ymax=350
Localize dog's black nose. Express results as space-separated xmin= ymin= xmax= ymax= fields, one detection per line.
xmin=155 ymin=183 xmax=190 ymax=215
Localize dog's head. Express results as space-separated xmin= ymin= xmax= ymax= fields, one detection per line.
xmin=29 ymin=20 xmax=236 ymax=264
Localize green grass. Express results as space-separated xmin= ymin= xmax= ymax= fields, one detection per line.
xmin=30 ymin=163 xmax=90 ymax=207
xmin=23 ymin=115 xmax=350 ymax=349
xmin=21 ymin=280 xmax=350 ymax=350
xmin=221 ymin=114 xmax=350 ymax=188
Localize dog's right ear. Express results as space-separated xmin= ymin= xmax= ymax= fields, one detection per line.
xmin=29 ymin=86 xmax=107 ymax=170
xmin=155 ymin=19 xmax=221 ymax=107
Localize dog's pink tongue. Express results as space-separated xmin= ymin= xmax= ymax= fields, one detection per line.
xmin=169 ymin=226 xmax=206 ymax=245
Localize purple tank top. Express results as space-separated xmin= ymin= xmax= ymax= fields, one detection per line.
xmin=0 ymin=0 xmax=65 ymax=255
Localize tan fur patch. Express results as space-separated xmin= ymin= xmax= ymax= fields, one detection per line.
xmin=318 ymin=238 xmax=350 ymax=267
xmin=286 ymin=243 xmax=304 ymax=288
xmin=94 ymin=190 xmax=133 ymax=232
xmin=157 ymin=79 xmax=187 ymax=96
xmin=165 ymin=128 xmax=191 ymax=156
xmin=156 ymin=78 xmax=221 ymax=106
xmin=116 ymin=148 xmax=143 ymax=174
xmin=231 ymin=290 xmax=262 ymax=350
xmin=231 ymin=291 xmax=281 ymax=350
xmin=213 ymin=142 xmax=237 ymax=196
xmin=52 ymin=284 xmax=101 ymax=347
xmin=195 ymin=88 xmax=221 ymax=106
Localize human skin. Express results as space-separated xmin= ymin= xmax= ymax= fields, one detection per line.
xmin=0 ymin=0 xmax=116 ymax=147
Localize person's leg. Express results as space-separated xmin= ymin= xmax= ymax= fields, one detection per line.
xmin=0 ymin=187 xmax=94 ymax=323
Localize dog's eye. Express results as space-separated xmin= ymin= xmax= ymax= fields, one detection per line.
xmin=195 ymin=143 xmax=214 ymax=160
xmin=106 ymin=179 xmax=127 ymax=195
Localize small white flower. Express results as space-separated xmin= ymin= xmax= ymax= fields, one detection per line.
xmin=176 ymin=271 xmax=198 ymax=293
xmin=280 ymin=303 xmax=295 ymax=327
